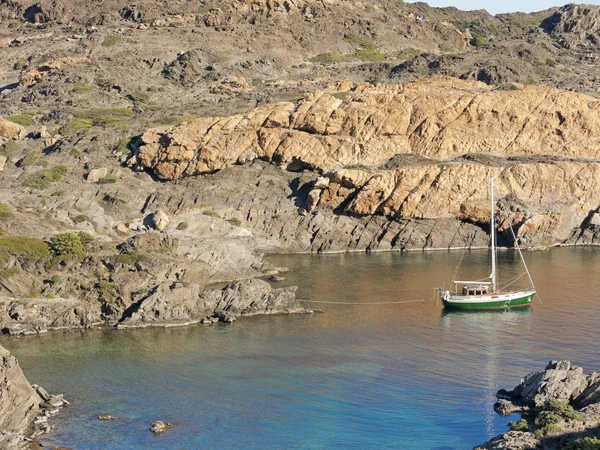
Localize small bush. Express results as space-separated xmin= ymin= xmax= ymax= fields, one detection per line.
xmin=0 ymin=267 xmax=19 ymax=278
xmin=563 ymin=437 xmax=600 ymax=450
xmin=344 ymin=164 xmax=370 ymax=170
xmin=0 ymin=236 xmax=49 ymax=261
xmin=228 ymin=218 xmax=241 ymax=227
xmin=94 ymin=280 xmax=117 ymax=296
xmin=61 ymin=118 xmax=93 ymax=135
xmin=310 ymin=52 xmax=343 ymax=65
xmin=0 ymin=141 xmax=18 ymax=157
xmin=50 ymin=274 xmax=62 ymax=283
xmin=8 ymin=21 xmax=21 ymax=29
xmin=96 ymin=175 xmax=118 ymax=184
xmin=72 ymin=83 xmax=93 ymax=94
xmin=397 ymin=47 xmax=422 ymax=60
xmin=176 ymin=222 xmax=188 ymax=230
xmin=0 ymin=202 xmax=12 ymax=220
xmin=524 ymin=77 xmax=537 ymax=85
xmin=77 ymin=108 xmax=133 ymax=128
xmin=20 ymin=152 xmax=38 ymax=166
xmin=353 ymin=47 xmax=385 ymax=62
xmin=73 ymin=214 xmax=90 ymax=224
xmin=114 ymin=136 xmax=136 ymax=155
xmin=195 ymin=4 xmax=213 ymax=14
xmin=13 ymin=60 xmax=28 ymax=71
xmin=77 ymin=231 xmax=94 ymax=246
xmin=23 ymin=165 xmax=68 ymax=190
xmin=7 ymin=113 xmax=35 ymax=127
xmin=508 ymin=419 xmax=528 ymax=432
xmin=203 ymin=210 xmax=220 ymax=218
xmin=80 ymin=283 xmax=90 ymax=291
xmin=126 ymin=90 xmax=150 ymax=105
xmin=49 ymin=232 xmax=85 ymax=258
xmin=102 ymin=35 xmax=122 ymax=47
xmin=470 ymin=34 xmax=488 ymax=47
xmin=544 ymin=399 xmax=584 ymax=421
xmin=111 ymin=252 xmax=146 ymax=266
xmin=0 ymin=226 xmax=5 ymax=236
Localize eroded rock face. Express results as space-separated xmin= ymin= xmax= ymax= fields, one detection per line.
xmin=134 ymin=77 xmax=600 ymax=180
xmin=0 ymin=344 xmax=40 ymax=438
xmin=19 ymin=57 xmax=90 ymax=87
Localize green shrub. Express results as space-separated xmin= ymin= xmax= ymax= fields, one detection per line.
xmin=115 ymin=136 xmax=136 ymax=155
xmin=332 ymin=92 xmax=350 ymax=101
xmin=13 ymin=60 xmax=28 ymax=71
xmin=344 ymin=164 xmax=370 ymax=170
xmin=8 ymin=21 xmax=21 ymax=29
xmin=51 ymin=190 xmax=65 ymax=197
xmin=470 ymin=34 xmax=488 ymax=47
xmin=102 ymin=35 xmax=122 ymax=47
xmin=111 ymin=252 xmax=146 ymax=265
xmin=0 ymin=226 xmax=5 ymax=236
xmin=353 ymin=47 xmax=385 ymax=62
xmin=0 ymin=267 xmax=19 ymax=278
xmin=203 ymin=210 xmax=220 ymax=218
xmin=77 ymin=108 xmax=133 ymax=128
xmin=23 ymin=165 xmax=68 ymax=190
xmin=96 ymin=175 xmax=118 ymax=184
xmin=49 ymin=232 xmax=85 ymax=258
xmin=508 ymin=419 xmax=528 ymax=432
xmin=20 ymin=152 xmax=38 ymax=166
xmin=61 ymin=118 xmax=93 ymax=135
xmin=50 ymin=274 xmax=62 ymax=283
xmin=7 ymin=113 xmax=35 ymax=127
xmin=0 ymin=236 xmax=49 ymax=261
xmin=397 ymin=47 xmax=422 ymax=60
xmin=0 ymin=141 xmax=18 ymax=157
xmin=126 ymin=90 xmax=150 ymax=105
xmin=77 ymin=231 xmax=94 ymax=246
xmin=72 ymin=83 xmax=93 ymax=94
xmin=195 ymin=4 xmax=213 ymax=14
xmin=0 ymin=202 xmax=12 ymax=220
xmin=524 ymin=77 xmax=537 ymax=85
xmin=73 ymin=214 xmax=90 ymax=224
xmin=176 ymin=222 xmax=188 ymax=230
xmin=310 ymin=52 xmax=343 ymax=65
xmin=545 ymin=58 xmax=557 ymax=67
xmin=94 ymin=280 xmax=117 ymax=296
xmin=228 ymin=217 xmax=241 ymax=227
xmin=544 ymin=399 xmax=584 ymax=421
xmin=80 ymin=283 xmax=90 ymax=291
xmin=563 ymin=437 xmax=600 ymax=450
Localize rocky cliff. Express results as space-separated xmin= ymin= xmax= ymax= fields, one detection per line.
xmin=0 ymin=344 xmax=39 ymax=448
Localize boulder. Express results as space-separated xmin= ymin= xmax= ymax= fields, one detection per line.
xmin=151 ymin=210 xmax=169 ymax=231
xmin=150 ymin=420 xmax=172 ymax=434
xmin=86 ymin=168 xmax=108 ymax=183
xmin=0 ymin=118 xmax=26 ymax=143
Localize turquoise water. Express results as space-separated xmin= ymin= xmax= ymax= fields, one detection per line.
xmin=4 ymin=247 xmax=600 ymax=449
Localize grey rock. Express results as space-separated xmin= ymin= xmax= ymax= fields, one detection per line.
xmin=35 ymin=385 xmax=51 ymax=402
xmin=150 ymin=420 xmax=172 ymax=434
xmin=98 ymin=415 xmax=116 ymax=420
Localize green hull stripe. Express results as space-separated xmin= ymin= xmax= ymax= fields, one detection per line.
xmin=443 ymin=294 xmax=533 ymax=310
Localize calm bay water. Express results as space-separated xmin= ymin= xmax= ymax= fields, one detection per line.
xmin=4 ymin=247 xmax=600 ymax=449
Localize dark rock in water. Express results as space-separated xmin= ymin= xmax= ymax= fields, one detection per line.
xmin=150 ymin=420 xmax=172 ymax=434
xmin=213 ymin=310 xmax=236 ymax=323
xmin=98 ymin=415 xmax=116 ymax=421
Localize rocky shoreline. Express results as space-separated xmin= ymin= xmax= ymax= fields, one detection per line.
xmin=1 ymin=278 xmax=312 ymax=336
xmin=476 ymin=361 xmax=600 ymax=450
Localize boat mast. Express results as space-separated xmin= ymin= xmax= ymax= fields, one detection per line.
xmin=490 ymin=177 xmax=497 ymax=293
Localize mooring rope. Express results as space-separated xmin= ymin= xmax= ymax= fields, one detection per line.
xmin=298 ymin=298 xmax=436 ymax=305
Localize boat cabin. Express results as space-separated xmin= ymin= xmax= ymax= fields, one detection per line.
xmin=462 ymin=285 xmax=490 ymax=296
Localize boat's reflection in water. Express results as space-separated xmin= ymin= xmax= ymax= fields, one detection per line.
xmin=440 ymin=307 xmax=533 ymax=436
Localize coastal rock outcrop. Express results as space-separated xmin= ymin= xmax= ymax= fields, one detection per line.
xmin=476 ymin=361 xmax=600 ymax=450
xmin=117 ymin=279 xmax=307 ymax=328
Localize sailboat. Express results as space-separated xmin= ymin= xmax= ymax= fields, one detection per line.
xmin=440 ymin=177 xmax=536 ymax=310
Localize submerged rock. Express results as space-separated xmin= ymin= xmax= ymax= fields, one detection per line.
xmin=150 ymin=420 xmax=172 ymax=434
